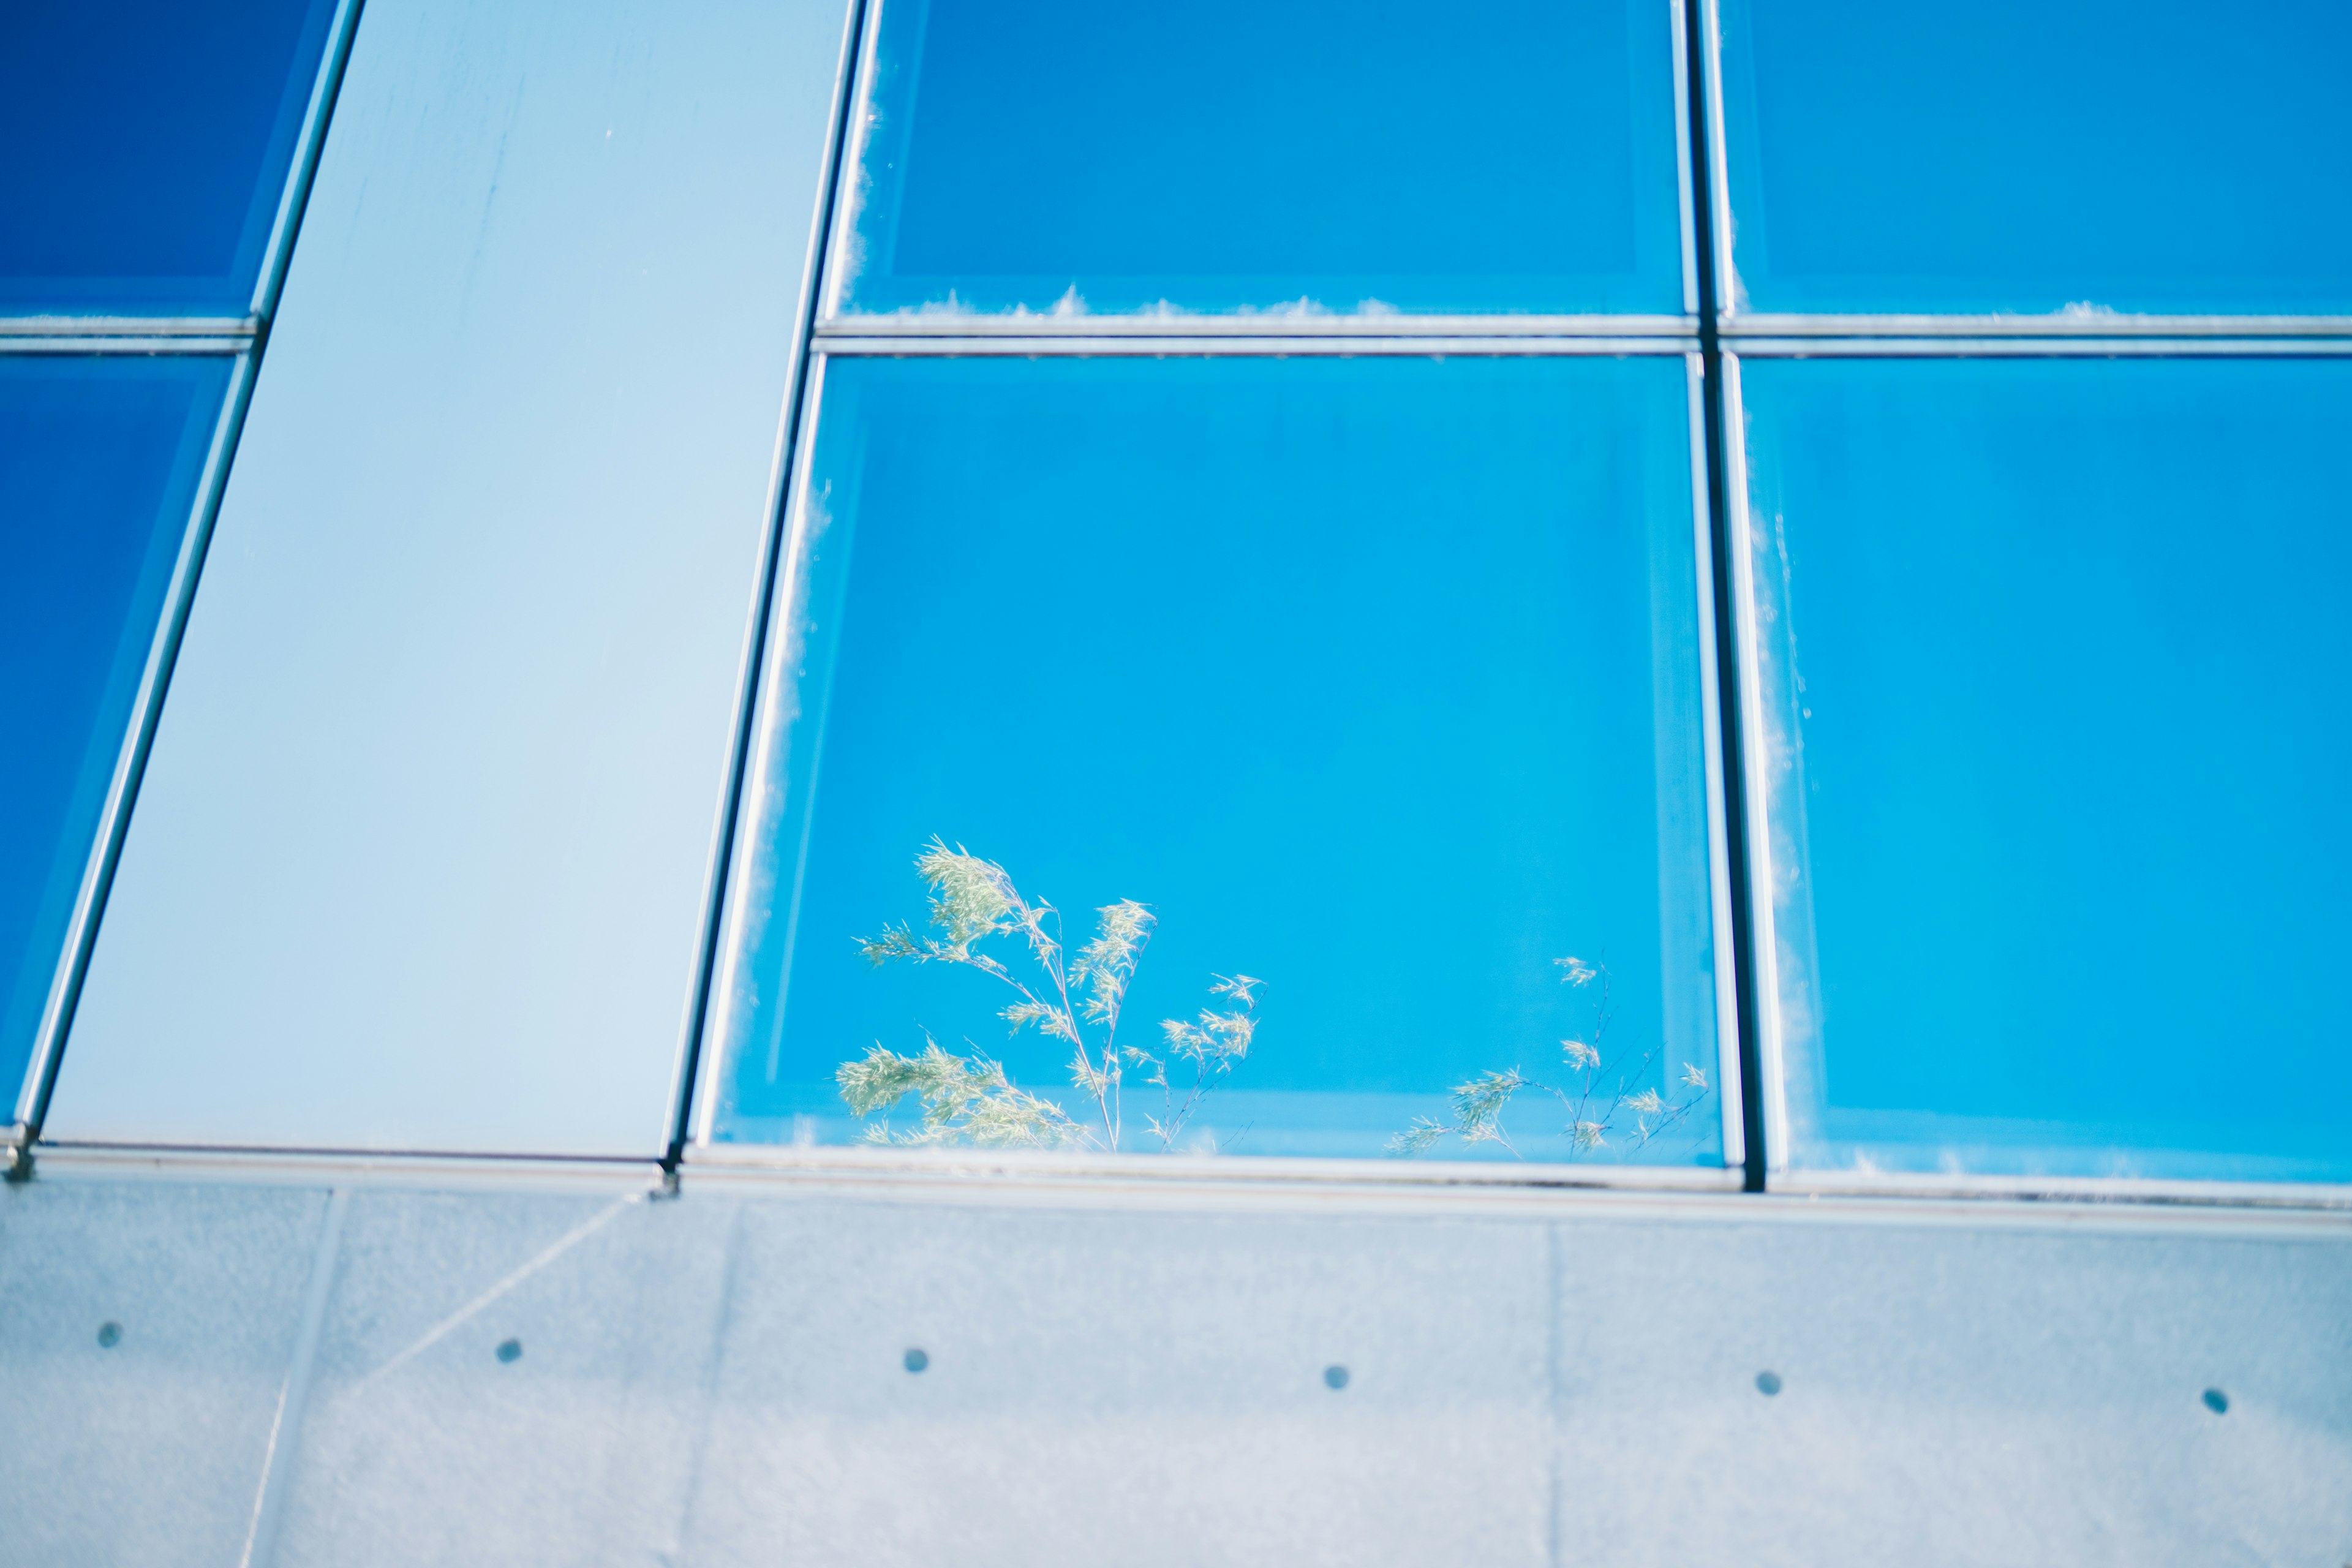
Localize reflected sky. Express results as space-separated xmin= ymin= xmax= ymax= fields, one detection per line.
xmin=0 ymin=0 xmax=338 ymax=314
xmin=1720 ymin=0 xmax=2352 ymax=313
xmin=1744 ymin=357 xmax=2352 ymax=1180
xmin=837 ymin=0 xmax=1686 ymax=315
xmin=714 ymin=356 xmax=1722 ymax=1162
xmin=0 ymin=356 xmax=230 ymax=1107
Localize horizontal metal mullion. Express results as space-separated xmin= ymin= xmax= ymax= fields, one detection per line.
xmin=1727 ymin=312 xmax=2352 ymax=340
xmin=821 ymin=312 xmax=1697 ymax=339
xmin=0 ymin=336 xmax=251 ymax=356
xmin=814 ymin=333 xmax=1697 ymax=357
xmin=1730 ymin=336 xmax=2352 ymax=358
xmin=682 ymin=1145 xmax=2351 ymax=1224
xmin=689 ymin=1140 xmax=1746 ymax=1197
xmin=0 ymin=314 xmax=260 ymax=338
xmin=1776 ymin=1167 xmax=2352 ymax=1213
xmin=34 ymin=1140 xmax=667 ymax=1194
xmin=32 ymin=1139 xmax=2352 ymax=1222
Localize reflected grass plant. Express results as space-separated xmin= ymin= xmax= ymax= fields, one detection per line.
xmin=839 ymin=840 xmax=1259 ymax=1152
xmin=1388 ymin=957 xmax=1713 ymax=1160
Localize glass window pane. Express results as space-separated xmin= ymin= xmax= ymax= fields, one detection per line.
xmin=0 ymin=356 xmax=230 ymax=1107
xmin=1740 ymin=357 xmax=2352 ymax=1180
xmin=835 ymin=0 xmax=1687 ymax=317
xmin=1717 ymin=0 xmax=2352 ymax=315
xmin=709 ymin=356 xmax=1725 ymax=1164
xmin=0 ymin=0 xmax=340 ymax=315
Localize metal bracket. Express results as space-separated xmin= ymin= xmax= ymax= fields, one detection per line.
xmin=4 ymin=1125 xmax=34 ymax=1183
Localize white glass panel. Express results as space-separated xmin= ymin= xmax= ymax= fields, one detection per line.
xmin=48 ymin=0 xmax=853 ymax=1154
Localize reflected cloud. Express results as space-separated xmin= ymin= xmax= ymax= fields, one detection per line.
xmin=842 ymin=292 xmax=1430 ymax=323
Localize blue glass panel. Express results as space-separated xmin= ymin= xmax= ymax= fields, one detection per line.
xmin=1718 ymin=0 xmax=2352 ymax=314
xmin=1741 ymin=357 xmax=2352 ymax=1180
xmin=0 ymin=0 xmax=339 ymax=315
xmin=710 ymin=356 xmax=1724 ymax=1163
xmin=0 ymin=356 xmax=230 ymax=1108
xmin=837 ymin=0 xmax=1687 ymax=317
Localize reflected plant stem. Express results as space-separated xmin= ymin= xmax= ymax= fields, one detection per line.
xmin=1387 ymin=957 xmax=1714 ymax=1161
xmin=841 ymin=841 xmax=1259 ymax=1152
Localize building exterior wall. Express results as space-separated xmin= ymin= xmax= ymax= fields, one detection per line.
xmin=6 ymin=2 xmax=2350 ymax=1561
xmin=7 ymin=1158 xmax=2351 ymax=1566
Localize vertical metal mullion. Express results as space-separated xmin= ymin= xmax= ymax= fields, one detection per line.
xmin=1686 ymin=354 xmax=1745 ymax=1174
xmin=1681 ymin=0 xmax=1769 ymax=1191
xmin=250 ymin=0 xmax=369 ymax=325
xmin=665 ymin=0 xmax=875 ymax=1169
xmin=1717 ymin=353 xmax=1785 ymax=1169
xmin=1669 ymin=0 xmax=1701 ymax=320
xmin=816 ymin=0 xmax=891 ymax=323
xmin=7 ymin=0 xmax=369 ymax=1173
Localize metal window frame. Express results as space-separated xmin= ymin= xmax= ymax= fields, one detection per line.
xmin=669 ymin=0 xmax=880 ymax=1164
xmin=0 ymin=319 xmax=259 ymax=355
xmin=1725 ymin=335 xmax=2352 ymax=358
xmin=8 ymin=0 xmax=2328 ymax=1215
xmin=1695 ymin=0 xmax=2352 ymax=1205
xmin=6 ymin=0 xmax=368 ymax=1174
xmin=683 ymin=0 xmax=2352 ymax=1213
xmin=811 ymin=0 xmax=1706 ymax=337
xmin=682 ymin=330 xmax=1749 ymax=1188
xmin=674 ymin=0 xmax=1765 ymax=1188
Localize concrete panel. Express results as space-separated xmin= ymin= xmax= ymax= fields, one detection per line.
xmin=270 ymin=1185 xmax=734 ymax=1568
xmin=12 ymin=1169 xmax=2347 ymax=1567
xmin=0 ymin=1178 xmax=329 ymax=1568
xmin=680 ymin=1196 xmax=1558 ymax=1568
xmin=1548 ymin=1207 xmax=2352 ymax=1565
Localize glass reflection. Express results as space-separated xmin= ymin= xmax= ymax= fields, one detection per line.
xmin=833 ymin=0 xmax=1687 ymax=317
xmin=1718 ymin=0 xmax=2352 ymax=314
xmin=1 ymin=356 xmax=231 ymax=1104
xmin=709 ymin=356 xmax=1724 ymax=1163
xmin=1741 ymin=356 xmax=2352 ymax=1180
xmin=0 ymin=0 xmax=339 ymax=315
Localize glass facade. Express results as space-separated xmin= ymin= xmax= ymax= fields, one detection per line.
xmin=7 ymin=10 xmax=2346 ymax=1562
xmin=8 ymin=0 xmax=2346 ymax=1194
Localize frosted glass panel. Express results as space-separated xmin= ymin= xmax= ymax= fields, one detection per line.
xmin=708 ymin=356 xmax=1725 ymax=1163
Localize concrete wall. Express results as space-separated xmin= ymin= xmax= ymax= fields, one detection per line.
xmin=7 ymin=1158 xmax=2347 ymax=1567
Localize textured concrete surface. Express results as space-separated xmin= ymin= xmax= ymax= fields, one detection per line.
xmin=7 ymin=1167 xmax=2349 ymax=1567
xmin=0 ymin=1180 xmax=328 ymax=1568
